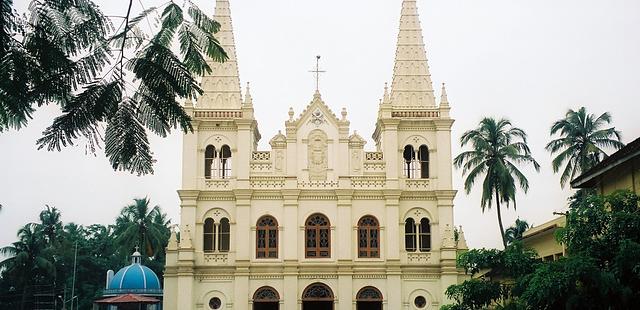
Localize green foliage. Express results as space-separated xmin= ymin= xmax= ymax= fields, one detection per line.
xmin=454 ymin=117 xmax=540 ymax=247
xmin=443 ymin=191 xmax=640 ymax=310
xmin=444 ymin=279 xmax=503 ymax=310
xmin=457 ymin=242 xmax=539 ymax=278
xmin=516 ymin=190 xmax=640 ymax=309
xmin=2 ymin=0 xmax=228 ymax=175
xmin=546 ymin=107 xmax=625 ymax=187
xmin=0 ymin=199 xmax=172 ymax=309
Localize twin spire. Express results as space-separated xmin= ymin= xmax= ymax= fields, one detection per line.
xmin=198 ymin=0 xmax=445 ymax=110
xmin=198 ymin=0 xmax=243 ymax=109
xmin=389 ymin=0 xmax=437 ymax=107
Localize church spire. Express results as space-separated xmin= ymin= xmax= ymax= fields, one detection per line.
xmin=198 ymin=0 xmax=242 ymax=109
xmin=390 ymin=0 xmax=436 ymax=107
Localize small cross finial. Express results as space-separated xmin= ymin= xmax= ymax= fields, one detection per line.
xmin=309 ymin=55 xmax=326 ymax=92
xmin=134 ymin=245 xmax=139 ymax=252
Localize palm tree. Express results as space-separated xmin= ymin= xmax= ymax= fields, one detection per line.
xmin=38 ymin=205 xmax=62 ymax=245
xmin=0 ymin=224 xmax=55 ymax=310
xmin=505 ymin=219 xmax=530 ymax=245
xmin=454 ymin=118 xmax=540 ymax=248
xmin=546 ymin=107 xmax=624 ymax=187
xmin=113 ymin=198 xmax=170 ymax=258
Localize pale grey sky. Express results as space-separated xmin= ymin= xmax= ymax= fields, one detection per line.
xmin=1 ymin=0 xmax=639 ymax=250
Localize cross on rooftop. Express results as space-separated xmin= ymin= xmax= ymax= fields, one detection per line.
xmin=309 ymin=55 xmax=326 ymax=92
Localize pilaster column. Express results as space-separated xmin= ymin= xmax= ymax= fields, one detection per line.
xmin=234 ymin=189 xmax=252 ymax=261
xmin=384 ymin=190 xmax=402 ymax=260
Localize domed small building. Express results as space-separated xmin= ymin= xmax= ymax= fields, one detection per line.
xmin=94 ymin=250 xmax=163 ymax=310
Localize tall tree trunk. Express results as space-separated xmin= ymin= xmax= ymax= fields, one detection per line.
xmin=495 ymin=192 xmax=507 ymax=248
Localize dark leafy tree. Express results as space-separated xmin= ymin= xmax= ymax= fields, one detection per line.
xmin=441 ymin=191 xmax=640 ymax=310
xmin=454 ymin=118 xmax=540 ymax=248
xmin=546 ymin=107 xmax=624 ymax=187
xmin=1 ymin=0 xmax=228 ymax=175
xmin=0 ymin=224 xmax=55 ymax=310
xmin=504 ymin=219 xmax=529 ymax=245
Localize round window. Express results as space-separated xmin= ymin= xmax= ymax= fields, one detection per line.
xmin=209 ymin=297 xmax=222 ymax=309
xmin=414 ymin=296 xmax=427 ymax=308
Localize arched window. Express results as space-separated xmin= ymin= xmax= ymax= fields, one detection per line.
xmin=204 ymin=218 xmax=215 ymax=252
xmin=403 ymin=145 xmax=416 ymax=178
xmin=356 ymin=286 xmax=383 ymax=310
xmin=418 ymin=145 xmax=429 ymax=178
xmin=205 ymin=145 xmax=216 ymax=179
xmin=403 ymin=144 xmax=430 ymax=179
xmin=218 ymin=218 xmax=230 ymax=252
xmin=305 ymin=214 xmax=330 ymax=258
xmin=220 ymin=145 xmax=232 ymax=178
xmin=302 ymin=283 xmax=334 ymax=301
xmin=419 ymin=218 xmax=431 ymax=251
xmin=358 ymin=216 xmax=380 ymax=258
xmin=405 ymin=218 xmax=417 ymax=252
xmin=256 ymin=216 xmax=278 ymax=259
xmin=253 ymin=286 xmax=280 ymax=303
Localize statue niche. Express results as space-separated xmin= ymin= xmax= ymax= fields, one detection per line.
xmin=307 ymin=130 xmax=328 ymax=181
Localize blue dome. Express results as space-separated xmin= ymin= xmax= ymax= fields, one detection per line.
xmin=108 ymin=263 xmax=161 ymax=290
xmin=103 ymin=251 xmax=163 ymax=297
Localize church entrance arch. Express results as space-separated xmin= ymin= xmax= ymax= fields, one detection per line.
xmin=253 ymin=286 xmax=279 ymax=310
xmin=302 ymin=283 xmax=334 ymax=310
xmin=356 ymin=286 xmax=383 ymax=310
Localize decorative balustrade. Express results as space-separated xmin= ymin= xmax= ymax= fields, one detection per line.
xmin=391 ymin=110 xmax=440 ymax=118
xmin=204 ymin=179 xmax=230 ymax=190
xmin=407 ymin=252 xmax=431 ymax=264
xmin=252 ymin=151 xmax=271 ymax=161
xmin=250 ymin=176 xmax=285 ymax=189
xmin=351 ymin=176 xmax=386 ymax=188
xmin=365 ymin=152 xmax=384 ymax=161
xmin=204 ymin=253 xmax=228 ymax=263
xmin=194 ymin=110 xmax=243 ymax=119
xmin=403 ymin=179 xmax=433 ymax=190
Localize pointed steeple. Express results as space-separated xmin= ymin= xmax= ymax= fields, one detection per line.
xmin=243 ymin=82 xmax=252 ymax=105
xmin=390 ymin=0 xmax=436 ymax=107
xmin=198 ymin=0 xmax=242 ymax=109
xmin=440 ymin=83 xmax=449 ymax=107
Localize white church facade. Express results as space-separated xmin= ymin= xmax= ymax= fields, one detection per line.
xmin=163 ymin=0 xmax=469 ymax=309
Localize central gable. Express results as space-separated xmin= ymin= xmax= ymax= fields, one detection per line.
xmin=286 ymin=92 xmax=348 ymax=138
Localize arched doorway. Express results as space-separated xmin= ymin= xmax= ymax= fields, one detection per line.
xmin=253 ymin=286 xmax=279 ymax=310
xmin=302 ymin=283 xmax=334 ymax=310
xmin=356 ymin=286 xmax=383 ymax=310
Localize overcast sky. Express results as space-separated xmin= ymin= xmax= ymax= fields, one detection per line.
xmin=1 ymin=0 xmax=639 ymax=250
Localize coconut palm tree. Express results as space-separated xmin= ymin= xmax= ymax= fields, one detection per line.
xmin=0 ymin=224 xmax=55 ymax=310
xmin=454 ymin=118 xmax=540 ymax=248
xmin=113 ymin=198 xmax=170 ymax=258
xmin=38 ymin=205 xmax=62 ymax=246
xmin=505 ymin=219 xmax=530 ymax=245
xmin=546 ymin=107 xmax=624 ymax=187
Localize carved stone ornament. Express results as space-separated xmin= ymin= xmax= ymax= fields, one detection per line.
xmin=309 ymin=108 xmax=327 ymax=127
xmin=308 ymin=130 xmax=328 ymax=181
